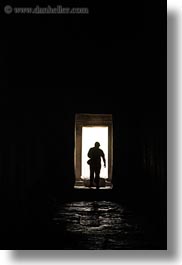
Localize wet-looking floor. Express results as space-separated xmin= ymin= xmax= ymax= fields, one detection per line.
xmin=51 ymin=200 xmax=163 ymax=249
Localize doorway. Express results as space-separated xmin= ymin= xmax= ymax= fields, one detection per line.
xmin=74 ymin=114 xmax=113 ymax=188
xmin=81 ymin=126 xmax=108 ymax=180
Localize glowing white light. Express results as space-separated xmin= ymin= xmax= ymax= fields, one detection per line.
xmin=81 ymin=126 xmax=108 ymax=179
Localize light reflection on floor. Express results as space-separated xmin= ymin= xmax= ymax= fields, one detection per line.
xmin=52 ymin=201 xmax=151 ymax=249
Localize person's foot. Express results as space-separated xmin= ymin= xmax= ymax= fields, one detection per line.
xmin=89 ymin=182 xmax=94 ymax=188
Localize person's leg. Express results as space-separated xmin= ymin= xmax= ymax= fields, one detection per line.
xmin=90 ymin=165 xmax=94 ymax=187
xmin=95 ymin=165 xmax=101 ymax=189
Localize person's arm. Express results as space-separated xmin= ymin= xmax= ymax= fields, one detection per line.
xmin=101 ymin=151 xmax=106 ymax=167
xmin=88 ymin=148 xmax=92 ymax=158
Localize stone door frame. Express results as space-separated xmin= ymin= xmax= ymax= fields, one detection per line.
xmin=74 ymin=113 xmax=113 ymax=184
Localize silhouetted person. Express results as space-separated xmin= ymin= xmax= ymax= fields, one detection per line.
xmin=87 ymin=142 xmax=106 ymax=189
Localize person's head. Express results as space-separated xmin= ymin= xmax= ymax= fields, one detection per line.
xmin=95 ymin=142 xmax=100 ymax=148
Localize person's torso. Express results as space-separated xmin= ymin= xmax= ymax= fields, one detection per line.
xmin=90 ymin=147 xmax=103 ymax=162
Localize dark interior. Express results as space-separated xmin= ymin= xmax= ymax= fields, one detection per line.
xmin=0 ymin=1 xmax=166 ymax=249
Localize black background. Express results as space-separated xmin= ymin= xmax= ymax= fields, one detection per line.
xmin=0 ymin=0 xmax=166 ymax=249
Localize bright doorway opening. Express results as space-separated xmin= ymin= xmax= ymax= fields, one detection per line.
xmin=81 ymin=126 xmax=108 ymax=180
xmin=74 ymin=113 xmax=113 ymax=189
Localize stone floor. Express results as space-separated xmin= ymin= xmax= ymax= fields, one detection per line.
xmin=51 ymin=200 xmax=164 ymax=249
